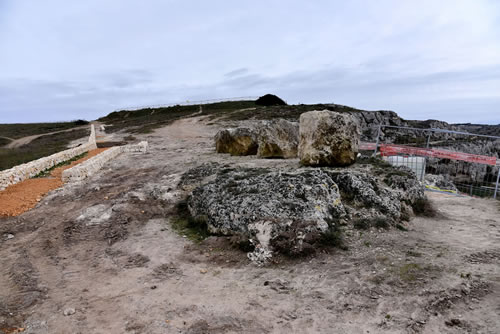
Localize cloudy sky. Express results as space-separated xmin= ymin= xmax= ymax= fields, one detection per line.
xmin=1 ymin=0 xmax=499 ymax=124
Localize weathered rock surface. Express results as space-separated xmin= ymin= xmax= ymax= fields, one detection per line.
xmin=425 ymin=174 xmax=458 ymax=192
xmin=257 ymin=119 xmax=299 ymax=158
xmin=184 ymin=160 xmax=425 ymax=259
xmin=214 ymin=128 xmax=258 ymax=156
xmin=298 ymin=110 xmax=361 ymax=166
xmin=188 ymin=168 xmax=345 ymax=256
xmin=329 ymin=171 xmax=402 ymax=220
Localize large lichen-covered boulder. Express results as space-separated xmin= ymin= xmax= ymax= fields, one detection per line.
xmin=187 ymin=168 xmax=345 ymax=256
xmin=298 ymin=110 xmax=361 ymax=166
xmin=214 ymin=127 xmax=258 ymax=156
xmin=329 ymin=171 xmax=402 ymax=221
xmin=257 ymin=119 xmax=299 ymax=158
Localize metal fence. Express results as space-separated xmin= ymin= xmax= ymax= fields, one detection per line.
xmin=361 ymin=125 xmax=500 ymax=199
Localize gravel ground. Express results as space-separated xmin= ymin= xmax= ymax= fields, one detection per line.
xmin=0 ymin=116 xmax=499 ymax=334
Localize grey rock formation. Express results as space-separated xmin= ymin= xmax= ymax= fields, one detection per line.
xmin=299 ymin=110 xmax=361 ymax=166
xmin=328 ymin=171 xmax=402 ymax=220
xmin=425 ymin=174 xmax=458 ymax=192
xmin=186 ymin=162 xmax=425 ymax=258
xmin=214 ymin=127 xmax=258 ymax=156
xmin=257 ymin=119 xmax=299 ymax=159
xmin=188 ymin=168 xmax=345 ymax=256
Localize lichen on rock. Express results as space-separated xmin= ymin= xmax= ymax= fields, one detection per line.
xmin=257 ymin=119 xmax=299 ymax=159
xmin=214 ymin=127 xmax=258 ymax=156
xmin=298 ymin=110 xmax=361 ymax=166
xmin=187 ymin=167 xmax=346 ymax=257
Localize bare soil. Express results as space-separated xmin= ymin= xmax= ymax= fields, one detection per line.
xmin=0 ymin=148 xmax=108 ymax=217
xmin=0 ymin=117 xmax=499 ymax=333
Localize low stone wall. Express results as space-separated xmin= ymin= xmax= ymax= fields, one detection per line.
xmin=0 ymin=125 xmax=97 ymax=191
xmin=62 ymin=141 xmax=148 ymax=182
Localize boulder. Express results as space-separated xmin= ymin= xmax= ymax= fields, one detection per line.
xmin=329 ymin=171 xmax=402 ymax=220
xmin=298 ymin=110 xmax=361 ymax=166
xmin=187 ymin=168 xmax=345 ymax=257
xmin=257 ymin=119 xmax=299 ymax=158
xmin=214 ymin=127 xmax=258 ymax=156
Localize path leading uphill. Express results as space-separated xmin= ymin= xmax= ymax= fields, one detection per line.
xmin=0 ymin=116 xmax=499 ymax=333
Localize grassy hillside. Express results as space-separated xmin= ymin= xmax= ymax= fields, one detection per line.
xmin=0 ymin=128 xmax=90 ymax=171
xmin=99 ymin=100 xmax=363 ymax=134
xmin=0 ymin=120 xmax=88 ymax=140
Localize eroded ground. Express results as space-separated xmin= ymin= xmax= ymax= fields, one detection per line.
xmin=1 ymin=117 xmax=499 ymax=333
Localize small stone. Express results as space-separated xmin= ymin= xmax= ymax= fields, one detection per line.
xmin=200 ymin=269 xmax=208 ymax=274
xmin=5 ymin=233 xmax=14 ymax=240
xmin=63 ymin=308 xmax=76 ymax=316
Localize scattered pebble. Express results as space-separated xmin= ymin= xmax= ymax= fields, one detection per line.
xmin=63 ymin=308 xmax=76 ymax=316
xmin=200 ymin=269 xmax=208 ymax=274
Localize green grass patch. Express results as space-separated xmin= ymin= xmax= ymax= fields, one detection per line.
xmin=169 ymin=200 xmax=210 ymax=243
xmin=0 ymin=137 xmax=12 ymax=146
xmin=98 ymin=100 xmax=371 ymax=134
xmin=0 ymin=128 xmax=89 ymax=171
xmin=0 ymin=120 xmax=87 ymax=139
xmin=34 ymin=151 xmax=88 ymax=178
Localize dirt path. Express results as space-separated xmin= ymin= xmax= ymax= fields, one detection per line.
xmin=5 ymin=126 xmax=88 ymax=149
xmin=0 ymin=117 xmax=499 ymax=333
xmin=0 ymin=148 xmax=108 ymax=217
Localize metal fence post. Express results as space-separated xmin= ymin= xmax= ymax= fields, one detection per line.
xmin=373 ymin=124 xmax=382 ymax=157
xmin=494 ymin=167 xmax=500 ymax=199
xmin=426 ymin=131 xmax=431 ymax=148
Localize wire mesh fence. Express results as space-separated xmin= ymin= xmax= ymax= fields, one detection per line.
xmin=361 ymin=124 xmax=500 ymax=200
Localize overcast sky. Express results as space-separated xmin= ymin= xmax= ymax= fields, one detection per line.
xmin=1 ymin=0 xmax=499 ymax=124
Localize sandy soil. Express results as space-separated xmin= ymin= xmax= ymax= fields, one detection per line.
xmin=0 ymin=148 xmax=108 ymax=217
xmin=0 ymin=116 xmax=499 ymax=333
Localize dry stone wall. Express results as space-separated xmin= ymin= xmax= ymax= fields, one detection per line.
xmin=62 ymin=141 xmax=148 ymax=182
xmin=0 ymin=125 xmax=97 ymax=191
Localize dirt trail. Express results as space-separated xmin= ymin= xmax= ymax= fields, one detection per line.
xmin=5 ymin=126 xmax=88 ymax=149
xmin=0 ymin=117 xmax=499 ymax=333
xmin=0 ymin=148 xmax=108 ymax=217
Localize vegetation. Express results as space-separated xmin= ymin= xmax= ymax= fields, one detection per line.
xmin=98 ymin=100 xmax=366 ymax=134
xmin=353 ymin=216 xmax=390 ymax=230
xmin=0 ymin=137 xmax=12 ymax=146
xmin=0 ymin=128 xmax=89 ymax=171
xmin=0 ymin=120 xmax=87 ymax=140
xmin=411 ymin=197 xmax=438 ymax=217
xmin=34 ymin=151 xmax=88 ymax=178
xmin=169 ymin=200 xmax=210 ymax=243
xmin=255 ymin=94 xmax=287 ymax=106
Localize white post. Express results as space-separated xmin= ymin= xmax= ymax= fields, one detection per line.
xmin=373 ymin=124 xmax=382 ymax=157
xmin=494 ymin=167 xmax=500 ymax=199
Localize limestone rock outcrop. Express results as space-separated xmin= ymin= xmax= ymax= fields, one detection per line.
xmin=188 ymin=168 xmax=345 ymax=256
xmin=214 ymin=128 xmax=258 ymax=156
xmin=298 ymin=110 xmax=361 ymax=166
xmin=257 ymin=119 xmax=299 ymax=158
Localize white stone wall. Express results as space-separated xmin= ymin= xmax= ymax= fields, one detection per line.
xmin=0 ymin=124 xmax=97 ymax=191
xmin=62 ymin=141 xmax=148 ymax=182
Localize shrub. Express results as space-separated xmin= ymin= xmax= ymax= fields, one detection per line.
xmin=255 ymin=94 xmax=287 ymax=106
xmin=412 ymin=197 xmax=438 ymax=217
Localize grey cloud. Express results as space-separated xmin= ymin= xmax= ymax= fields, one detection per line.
xmin=224 ymin=68 xmax=249 ymax=77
